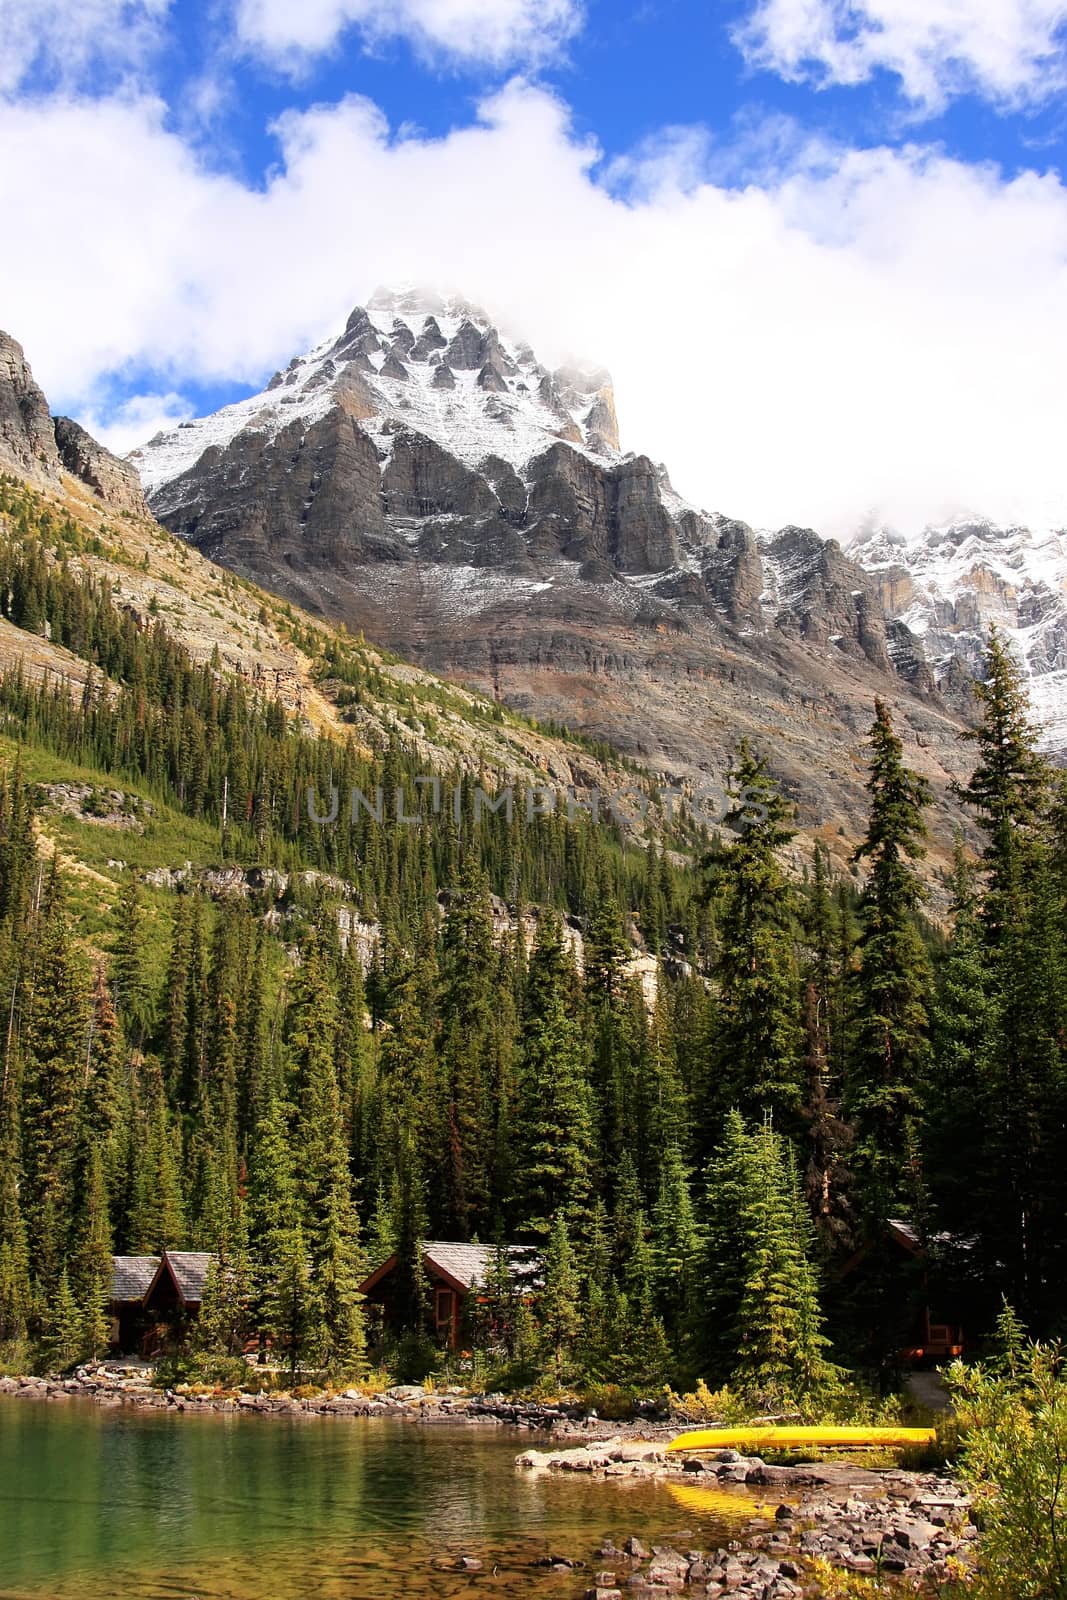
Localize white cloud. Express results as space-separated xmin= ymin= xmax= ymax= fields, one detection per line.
xmin=77 ymin=390 xmax=194 ymax=455
xmin=735 ymin=0 xmax=1067 ymax=111
xmin=3 ymin=81 xmax=1067 ymax=538
xmin=233 ymin=0 xmax=583 ymax=70
xmin=0 ymin=0 xmax=172 ymax=94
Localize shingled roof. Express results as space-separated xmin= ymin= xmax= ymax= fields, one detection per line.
xmin=358 ymin=1240 xmax=541 ymax=1299
xmin=159 ymin=1252 xmax=213 ymax=1304
xmin=110 ymin=1256 xmax=160 ymax=1303
xmin=421 ymin=1242 xmax=540 ymax=1291
xmin=110 ymin=1251 xmax=214 ymax=1307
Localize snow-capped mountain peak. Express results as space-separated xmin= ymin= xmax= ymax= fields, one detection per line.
xmin=130 ymin=291 xmax=620 ymax=503
xmin=848 ymin=516 xmax=1067 ymax=750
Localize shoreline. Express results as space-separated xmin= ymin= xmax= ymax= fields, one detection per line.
xmin=2 ymin=1372 xmax=978 ymax=1596
xmin=0 ymin=1368 xmax=621 ymax=1433
xmin=518 ymin=1439 xmax=977 ymax=1595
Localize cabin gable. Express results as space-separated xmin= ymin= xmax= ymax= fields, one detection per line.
xmin=357 ymin=1240 xmax=539 ymax=1349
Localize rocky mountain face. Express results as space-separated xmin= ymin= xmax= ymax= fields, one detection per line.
xmin=0 ymin=331 xmax=148 ymax=518
xmin=849 ymin=518 xmax=1067 ymax=752
xmin=0 ymin=337 xmax=658 ymax=829
xmin=128 ymin=290 xmax=984 ymax=855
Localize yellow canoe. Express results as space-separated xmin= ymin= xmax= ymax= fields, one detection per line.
xmin=666 ymin=1425 xmax=936 ymax=1453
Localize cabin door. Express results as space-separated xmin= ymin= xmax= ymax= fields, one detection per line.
xmin=434 ymin=1287 xmax=457 ymax=1346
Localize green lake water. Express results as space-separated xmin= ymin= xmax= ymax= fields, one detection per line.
xmin=0 ymin=1399 xmax=773 ymax=1599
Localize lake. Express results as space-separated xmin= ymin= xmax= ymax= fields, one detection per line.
xmin=0 ymin=1399 xmax=773 ymax=1599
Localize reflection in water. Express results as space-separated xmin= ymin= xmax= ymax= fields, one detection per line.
xmin=0 ymin=1399 xmax=772 ymax=1599
xmin=665 ymin=1480 xmax=787 ymax=1522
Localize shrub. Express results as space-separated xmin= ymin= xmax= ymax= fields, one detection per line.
xmin=152 ymin=1353 xmax=203 ymax=1389
xmin=580 ymin=1383 xmax=639 ymax=1421
xmin=947 ymin=1328 xmax=1067 ymax=1599
xmin=197 ymin=1355 xmax=255 ymax=1392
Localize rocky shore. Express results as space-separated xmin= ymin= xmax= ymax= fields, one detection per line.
xmin=517 ymin=1441 xmax=976 ymax=1596
xmin=0 ymin=1366 xmax=623 ymax=1430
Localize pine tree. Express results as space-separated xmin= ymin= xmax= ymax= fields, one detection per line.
xmin=650 ymin=1142 xmax=700 ymax=1342
xmin=20 ymin=866 xmax=91 ymax=1286
xmin=197 ymin=1217 xmax=254 ymax=1358
xmin=514 ymin=914 xmax=593 ymax=1239
xmin=926 ymin=843 xmax=997 ymax=1249
xmin=45 ymin=1268 xmax=84 ymax=1372
xmin=288 ymin=937 xmax=365 ymax=1378
xmin=800 ymin=980 xmax=855 ymax=1256
xmin=162 ymin=895 xmax=192 ymax=1104
xmin=698 ymin=1110 xmax=757 ymax=1381
xmin=956 ymin=636 xmax=1061 ymax=1319
xmin=266 ymin=1224 xmax=314 ymax=1383
xmin=804 ymin=844 xmax=838 ymax=1074
xmin=703 ymin=743 xmax=803 ymax=1128
xmin=377 ymin=915 xmax=438 ymax=1183
xmin=0 ymin=1033 xmax=31 ymax=1345
xmin=732 ymin=1122 xmax=831 ymax=1401
xmin=69 ymin=1144 xmax=113 ymax=1361
xmin=699 ymin=1113 xmax=830 ymax=1399
xmin=112 ymin=875 xmax=154 ymax=1049
xmin=847 ymin=701 xmax=933 ymax=1225
xmin=386 ymin=1135 xmax=429 ymax=1341
xmin=129 ymin=1061 xmax=185 ymax=1252
xmin=436 ymin=860 xmax=496 ymax=1236
xmin=617 ymin=1206 xmax=675 ymax=1384
xmin=539 ymin=1212 xmax=581 ymax=1388
xmin=958 ymin=628 xmax=1049 ymax=941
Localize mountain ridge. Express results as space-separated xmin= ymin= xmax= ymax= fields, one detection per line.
xmin=128 ymin=290 xmax=985 ymax=858
xmin=848 ymin=514 xmax=1067 ymax=752
xmin=130 ymin=290 xmax=1067 ymax=761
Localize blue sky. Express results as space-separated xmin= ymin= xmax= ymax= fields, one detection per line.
xmin=140 ymin=0 xmax=1067 ymax=189
xmin=3 ymin=0 xmax=1067 ymax=534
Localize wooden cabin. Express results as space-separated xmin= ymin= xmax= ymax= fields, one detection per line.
xmin=109 ymin=1250 xmax=214 ymax=1355
xmin=839 ymin=1219 xmax=965 ymax=1364
xmin=358 ymin=1241 xmax=539 ymax=1349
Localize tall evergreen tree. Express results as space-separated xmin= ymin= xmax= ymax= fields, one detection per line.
xmin=650 ymin=1141 xmax=700 ymax=1343
xmin=436 ymin=860 xmax=496 ymax=1237
xmin=847 ymin=701 xmax=933 ymax=1226
xmin=703 ymin=744 xmax=803 ymax=1131
xmin=69 ymin=1144 xmax=113 ymax=1361
xmin=956 ymin=634 xmax=1061 ymax=1318
xmin=20 ymin=867 xmax=90 ymax=1287
xmin=514 ymin=914 xmax=593 ymax=1239
xmin=112 ymin=875 xmax=154 ymax=1050
xmin=288 ymin=937 xmax=365 ymax=1377
xmin=699 ymin=1113 xmax=830 ymax=1398
xmin=539 ymin=1211 xmax=581 ymax=1387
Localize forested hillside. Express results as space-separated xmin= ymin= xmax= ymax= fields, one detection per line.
xmin=0 ymin=471 xmax=1064 ymax=1405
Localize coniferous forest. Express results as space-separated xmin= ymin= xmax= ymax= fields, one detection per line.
xmin=1 ymin=478 xmax=1066 ymax=1412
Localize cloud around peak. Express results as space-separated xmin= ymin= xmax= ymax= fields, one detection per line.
xmin=4 ymin=78 xmax=1067 ymax=539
